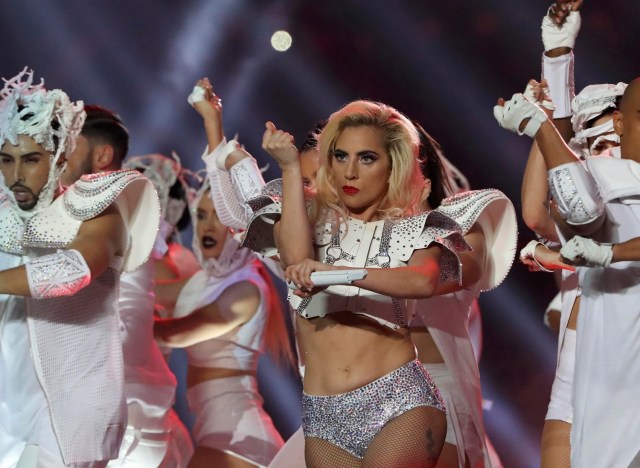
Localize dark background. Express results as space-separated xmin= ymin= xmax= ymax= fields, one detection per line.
xmin=3 ymin=1 xmax=638 ymax=466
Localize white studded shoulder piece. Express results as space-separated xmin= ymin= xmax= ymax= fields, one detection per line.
xmin=0 ymin=186 xmax=26 ymax=255
xmin=437 ymin=189 xmax=518 ymax=292
xmin=437 ymin=189 xmax=505 ymax=235
xmin=22 ymin=171 xmax=137 ymax=250
xmin=389 ymin=210 xmax=470 ymax=284
xmin=22 ymin=195 xmax=82 ymax=249
xmin=23 ymin=170 xmax=160 ymax=272
xmin=64 ymin=170 xmax=147 ymax=220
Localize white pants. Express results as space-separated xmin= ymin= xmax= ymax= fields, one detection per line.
xmin=545 ymin=329 xmax=576 ymax=424
xmin=106 ymin=406 xmax=193 ymax=468
xmin=266 ymin=429 xmax=304 ymax=468
xmin=424 ymin=362 xmax=483 ymax=467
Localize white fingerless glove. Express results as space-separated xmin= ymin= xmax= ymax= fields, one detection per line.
xmin=187 ymin=85 xmax=206 ymax=106
xmin=520 ymin=240 xmax=553 ymax=272
xmin=523 ymin=81 xmax=556 ymax=112
xmin=560 ymin=235 xmax=613 ymax=267
xmin=542 ymin=9 xmax=581 ymax=51
xmin=494 ymin=93 xmax=548 ymax=137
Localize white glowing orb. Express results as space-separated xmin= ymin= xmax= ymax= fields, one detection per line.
xmin=271 ymin=30 xmax=292 ymax=52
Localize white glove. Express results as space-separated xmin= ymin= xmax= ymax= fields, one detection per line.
xmin=542 ymin=8 xmax=581 ymax=51
xmin=560 ymin=235 xmax=613 ymax=267
xmin=520 ymin=240 xmax=553 ymax=272
xmin=494 ymin=93 xmax=548 ymax=137
xmin=187 ymin=85 xmax=206 ymax=106
xmin=523 ymin=81 xmax=555 ymax=112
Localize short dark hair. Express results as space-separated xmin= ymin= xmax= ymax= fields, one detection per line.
xmin=81 ymin=104 xmax=129 ymax=167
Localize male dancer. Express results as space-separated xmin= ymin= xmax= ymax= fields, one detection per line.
xmin=495 ymin=73 xmax=640 ymax=467
xmin=0 ymin=70 xmax=159 ymax=467
xmin=63 ymin=105 xmax=193 ymax=467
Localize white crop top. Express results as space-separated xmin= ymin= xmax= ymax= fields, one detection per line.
xmin=288 ymin=211 xmax=469 ymax=330
xmin=173 ymin=259 xmax=268 ymax=371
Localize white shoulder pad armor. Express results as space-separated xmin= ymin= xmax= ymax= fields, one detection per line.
xmin=438 ymin=189 xmax=518 ymax=291
xmin=389 ymin=211 xmax=470 ymax=284
xmin=66 ymin=170 xmax=159 ymax=272
xmin=0 ymin=185 xmax=25 ymax=255
xmin=22 ymin=193 xmax=82 ymax=251
xmin=242 ymin=179 xmax=285 ymax=255
xmin=23 ymin=170 xmax=160 ymax=272
xmin=547 ymin=161 xmax=604 ymax=226
xmin=585 ymin=156 xmax=640 ymax=203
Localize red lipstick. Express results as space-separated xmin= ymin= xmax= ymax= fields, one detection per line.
xmin=342 ymin=186 xmax=359 ymax=195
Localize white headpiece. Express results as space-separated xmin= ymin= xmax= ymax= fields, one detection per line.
xmin=0 ymin=68 xmax=85 ymax=218
xmin=571 ymin=82 xmax=627 ymax=133
xmin=569 ymin=82 xmax=627 ymax=158
xmin=123 ymin=152 xmax=191 ymax=230
xmin=190 ymin=177 xmax=252 ymax=278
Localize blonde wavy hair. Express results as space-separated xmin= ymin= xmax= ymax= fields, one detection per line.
xmin=313 ymin=100 xmax=425 ymax=225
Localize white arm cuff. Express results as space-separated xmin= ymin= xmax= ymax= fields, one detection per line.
xmin=229 ymin=157 xmax=266 ymax=203
xmin=548 ymin=162 xmax=604 ymax=226
xmin=542 ymin=52 xmax=575 ymax=119
xmin=202 ymin=141 xmax=255 ymax=230
xmin=26 ymin=249 xmax=91 ymax=299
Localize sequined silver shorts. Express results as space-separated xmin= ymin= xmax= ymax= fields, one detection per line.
xmin=301 ymin=359 xmax=445 ymax=458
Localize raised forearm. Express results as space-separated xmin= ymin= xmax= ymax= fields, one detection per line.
xmin=535 ymin=120 xmax=581 ymax=170
xmin=204 ymin=118 xmax=224 ymax=151
xmin=275 ymin=164 xmax=314 ymax=266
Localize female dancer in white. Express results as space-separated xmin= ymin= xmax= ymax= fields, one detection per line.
xmin=154 ymin=180 xmax=293 ymax=468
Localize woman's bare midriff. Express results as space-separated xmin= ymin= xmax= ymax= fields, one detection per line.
xmin=186 ymin=365 xmax=254 ymax=389
xmin=410 ymin=326 xmax=445 ymax=364
xmin=297 ymin=311 xmax=416 ymax=396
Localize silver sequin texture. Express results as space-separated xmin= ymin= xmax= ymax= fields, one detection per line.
xmin=26 ymin=249 xmax=90 ymax=298
xmin=230 ymin=160 xmax=263 ymax=201
xmin=548 ymin=166 xmax=601 ymax=224
xmin=0 ymin=208 xmax=25 ymax=255
xmin=301 ymin=360 xmax=445 ymax=458
xmin=437 ymin=188 xmax=517 ymax=291
xmin=64 ymin=170 xmax=142 ymax=220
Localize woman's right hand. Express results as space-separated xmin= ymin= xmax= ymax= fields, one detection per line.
xmin=262 ymin=121 xmax=299 ymax=167
xmin=189 ymin=77 xmax=223 ymax=123
xmin=285 ymin=259 xmax=333 ymax=297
